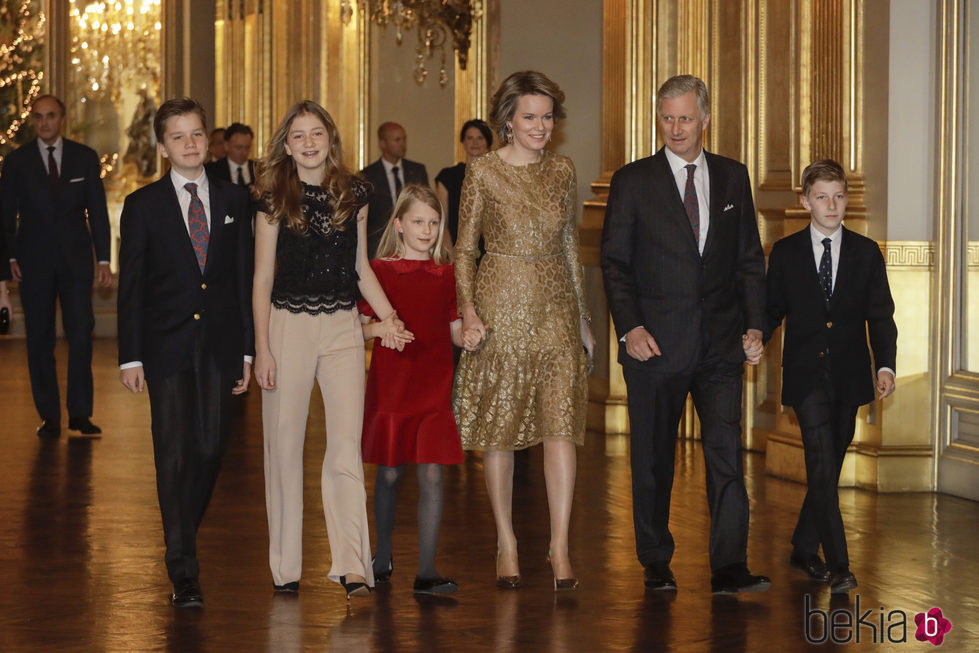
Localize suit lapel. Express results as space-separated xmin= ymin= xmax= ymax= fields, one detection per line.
xmin=830 ymin=226 xmax=857 ymax=309
xmin=158 ymin=176 xmax=206 ymax=277
xmin=651 ymin=150 xmax=700 ymax=256
xmin=702 ymin=153 xmax=723 ymax=258
xmin=205 ymin=178 xmax=226 ymax=277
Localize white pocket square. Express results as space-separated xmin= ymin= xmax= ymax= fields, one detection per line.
xmin=70 ymin=177 xmax=85 ymax=183
xmin=224 ymin=215 xmax=235 ymax=224
xmin=723 ymin=203 xmax=735 ymax=212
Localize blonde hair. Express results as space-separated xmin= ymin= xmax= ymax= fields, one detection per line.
xmin=801 ymin=159 xmax=848 ymax=196
xmin=255 ymin=100 xmax=360 ymax=233
xmin=375 ymin=184 xmax=452 ymax=265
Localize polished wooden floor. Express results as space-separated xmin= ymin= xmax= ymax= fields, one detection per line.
xmin=0 ymin=338 xmax=977 ymax=652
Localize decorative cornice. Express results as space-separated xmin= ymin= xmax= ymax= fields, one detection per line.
xmin=884 ymin=241 xmax=934 ymax=269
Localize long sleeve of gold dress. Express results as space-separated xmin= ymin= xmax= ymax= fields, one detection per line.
xmin=452 ymin=150 xmax=588 ymax=451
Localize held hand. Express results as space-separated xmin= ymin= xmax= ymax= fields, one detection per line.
xmin=461 ymin=327 xmax=483 ymax=351
xmin=742 ymin=329 xmax=764 ymax=366
xmin=10 ymin=260 xmax=22 ymax=283
xmin=376 ymin=312 xmax=415 ymax=351
xmin=580 ymin=318 xmax=596 ymax=359
xmin=232 ymin=361 xmax=252 ymax=395
xmin=97 ymin=263 xmax=113 ymax=288
xmin=624 ymin=326 xmax=661 ymax=362
xmin=462 ymin=306 xmax=487 ymax=339
xmin=120 ymin=366 xmax=145 ymax=394
xmin=876 ymin=370 xmax=896 ymax=399
xmin=254 ymin=350 xmax=276 ymax=390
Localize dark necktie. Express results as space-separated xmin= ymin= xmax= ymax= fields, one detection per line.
xmin=185 ymin=182 xmax=209 ymax=273
xmin=47 ymin=146 xmax=59 ymax=186
xmin=236 ymin=165 xmax=246 ymax=187
xmin=818 ymin=237 xmax=833 ymax=300
xmin=391 ymin=165 xmax=403 ymax=200
xmin=682 ymin=163 xmax=699 ymax=243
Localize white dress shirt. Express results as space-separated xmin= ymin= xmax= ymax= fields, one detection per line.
xmin=380 ymin=157 xmax=404 ymax=204
xmin=664 ymin=146 xmax=710 ymax=255
xmin=226 ymin=158 xmax=252 ymax=185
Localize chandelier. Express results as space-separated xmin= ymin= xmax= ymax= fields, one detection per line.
xmin=340 ymin=0 xmax=480 ymax=86
xmin=68 ymin=0 xmax=162 ymax=103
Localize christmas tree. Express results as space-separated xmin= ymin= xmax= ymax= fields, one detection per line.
xmin=0 ymin=0 xmax=45 ymax=161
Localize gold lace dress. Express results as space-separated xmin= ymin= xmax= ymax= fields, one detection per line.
xmin=452 ymin=150 xmax=589 ymax=450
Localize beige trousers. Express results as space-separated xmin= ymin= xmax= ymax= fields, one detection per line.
xmin=262 ymin=307 xmax=374 ymax=586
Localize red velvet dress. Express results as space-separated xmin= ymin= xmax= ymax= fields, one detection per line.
xmin=359 ymin=258 xmax=464 ymax=466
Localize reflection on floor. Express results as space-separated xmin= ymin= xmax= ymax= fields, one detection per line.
xmin=0 ymin=339 xmax=976 ymax=651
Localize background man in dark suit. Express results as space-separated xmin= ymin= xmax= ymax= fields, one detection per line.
xmin=360 ymin=122 xmax=428 ymax=257
xmin=207 ymin=127 xmax=226 ymax=163
xmin=601 ymin=75 xmax=769 ymax=595
xmin=118 ymin=97 xmax=254 ymax=608
xmin=0 ymin=94 xmax=112 ymax=438
xmin=764 ymin=159 xmax=897 ymax=595
xmin=204 ymin=122 xmax=258 ymax=199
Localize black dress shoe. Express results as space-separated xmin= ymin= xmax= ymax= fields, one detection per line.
xmin=711 ymin=564 xmax=772 ymax=595
xmin=68 ymin=417 xmax=102 ymax=435
xmin=830 ymin=570 xmax=858 ymax=594
xmin=413 ymin=576 xmax=458 ymax=595
xmin=273 ymin=581 xmax=299 ymax=593
xmin=643 ymin=562 xmax=677 ymax=591
xmin=171 ymin=579 xmax=204 ymax=608
xmin=790 ymin=551 xmax=831 ymax=581
xmin=372 ymin=556 xmax=393 ymax=583
xmin=37 ymin=420 xmax=61 ymax=438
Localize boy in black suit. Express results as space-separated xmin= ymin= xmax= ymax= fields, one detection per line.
xmin=117 ymin=98 xmax=254 ymax=607
xmin=764 ymin=159 xmax=897 ymax=594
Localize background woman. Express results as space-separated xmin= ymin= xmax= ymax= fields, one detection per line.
xmin=252 ymin=100 xmax=408 ymax=600
xmin=453 ymin=71 xmax=595 ymax=591
xmin=435 ymin=119 xmax=492 ymax=247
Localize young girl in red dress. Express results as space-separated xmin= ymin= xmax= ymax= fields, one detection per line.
xmin=359 ymin=184 xmax=479 ymax=595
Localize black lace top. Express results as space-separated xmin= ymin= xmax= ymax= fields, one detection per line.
xmin=270 ymin=178 xmax=370 ymax=315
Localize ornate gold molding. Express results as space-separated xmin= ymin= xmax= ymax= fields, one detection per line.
xmin=884 ymin=241 xmax=935 ymax=269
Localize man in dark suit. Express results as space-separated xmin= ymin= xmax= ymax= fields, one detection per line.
xmin=204 ymin=123 xmax=258 ymax=199
xmin=360 ymin=122 xmax=429 ymax=257
xmin=764 ymin=159 xmax=897 ymax=595
xmin=1 ymin=94 xmax=112 ymax=438
xmin=118 ymin=97 xmax=254 ymax=608
xmin=601 ymin=75 xmax=769 ymax=595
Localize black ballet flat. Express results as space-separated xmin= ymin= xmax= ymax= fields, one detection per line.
xmin=372 ymin=556 xmax=394 ymax=584
xmin=340 ymin=575 xmax=372 ymax=599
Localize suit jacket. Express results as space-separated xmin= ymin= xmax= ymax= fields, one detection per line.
xmin=601 ymin=147 xmax=766 ymax=373
xmin=360 ymin=158 xmax=429 ymax=256
xmin=204 ymin=157 xmax=256 ymax=186
xmin=0 ymin=138 xmax=110 ymax=279
xmin=117 ymin=172 xmax=255 ymax=381
xmin=764 ymin=226 xmax=897 ymax=407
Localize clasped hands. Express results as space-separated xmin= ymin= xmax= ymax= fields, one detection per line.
xmin=373 ymin=311 xmax=415 ymax=351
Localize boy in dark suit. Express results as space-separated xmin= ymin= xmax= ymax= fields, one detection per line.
xmin=764 ymin=159 xmax=897 ymax=594
xmin=117 ymin=98 xmax=254 ymax=607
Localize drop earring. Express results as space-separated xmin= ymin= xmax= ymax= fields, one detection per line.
xmin=505 ymin=124 xmax=513 ymax=144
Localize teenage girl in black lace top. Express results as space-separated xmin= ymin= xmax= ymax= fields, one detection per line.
xmin=252 ymin=101 xmax=411 ymax=600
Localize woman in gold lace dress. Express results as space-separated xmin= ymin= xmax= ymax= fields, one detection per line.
xmin=453 ymin=71 xmax=596 ymax=591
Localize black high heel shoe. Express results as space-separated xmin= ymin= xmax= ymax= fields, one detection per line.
xmin=340 ymin=575 xmax=373 ymax=599
xmin=546 ymin=553 xmax=579 ymax=592
xmin=496 ymin=550 xmax=521 ymax=589
xmin=372 ymin=556 xmax=394 ymax=584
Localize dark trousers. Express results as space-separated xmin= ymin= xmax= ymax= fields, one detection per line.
xmin=147 ymin=330 xmax=234 ymax=584
xmin=19 ymin=263 xmax=95 ymax=422
xmin=623 ymin=340 xmax=749 ymax=572
xmin=790 ymin=383 xmax=858 ymax=572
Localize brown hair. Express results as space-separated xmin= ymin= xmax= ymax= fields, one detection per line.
xmin=154 ymin=97 xmax=207 ymax=142
xmin=801 ymin=159 xmax=848 ymax=196
xmin=255 ymin=100 xmax=360 ymax=233
xmin=375 ymin=184 xmax=452 ymax=265
xmin=656 ymin=75 xmax=710 ymax=118
xmin=32 ymin=94 xmax=67 ymax=117
xmin=489 ymin=71 xmax=566 ymax=143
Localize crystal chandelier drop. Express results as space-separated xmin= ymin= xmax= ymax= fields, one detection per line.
xmin=341 ymin=0 xmax=480 ymax=86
